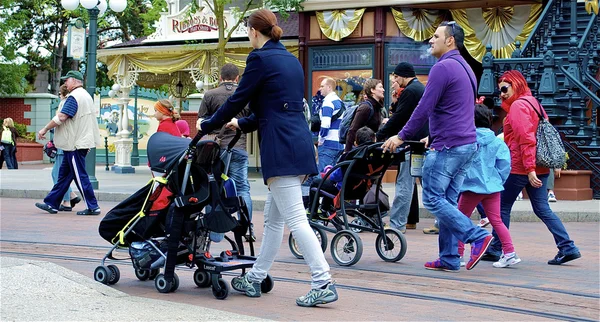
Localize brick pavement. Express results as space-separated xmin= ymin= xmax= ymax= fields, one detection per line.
xmin=1 ymin=198 xmax=598 ymax=321
xmin=1 ymin=165 xmax=598 ymax=222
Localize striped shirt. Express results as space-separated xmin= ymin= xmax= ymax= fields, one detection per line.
xmin=319 ymin=92 xmax=344 ymax=150
xmin=61 ymin=96 xmax=78 ymax=118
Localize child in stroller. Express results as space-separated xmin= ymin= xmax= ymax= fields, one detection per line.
xmin=94 ymin=131 xmax=272 ymax=300
xmin=293 ymin=127 xmax=412 ymax=266
xmin=308 ymin=126 xmax=378 ymax=220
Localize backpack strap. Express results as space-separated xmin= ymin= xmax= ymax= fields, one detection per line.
xmin=362 ymin=100 xmax=374 ymax=122
xmin=447 ymin=56 xmax=477 ymax=99
xmin=518 ymin=98 xmax=545 ymax=121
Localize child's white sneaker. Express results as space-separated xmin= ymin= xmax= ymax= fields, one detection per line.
xmin=493 ymin=253 xmax=521 ymax=268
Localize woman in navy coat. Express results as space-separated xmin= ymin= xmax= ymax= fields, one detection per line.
xmin=200 ymin=9 xmax=338 ymax=307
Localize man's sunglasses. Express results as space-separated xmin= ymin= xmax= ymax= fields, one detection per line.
xmin=500 ymin=84 xmax=512 ymax=93
xmin=447 ymin=21 xmax=456 ymax=37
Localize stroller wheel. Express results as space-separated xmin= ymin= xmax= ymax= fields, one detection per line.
xmin=350 ymin=217 xmax=372 ymax=233
xmin=194 ymin=270 xmax=211 ymax=288
xmin=330 ymin=230 xmax=363 ymax=266
xmin=288 ymin=226 xmax=327 ymax=259
xmin=149 ymin=269 xmax=160 ymax=280
xmin=134 ymin=268 xmax=150 ymax=281
xmin=154 ymin=273 xmax=177 ymax=293
xmin=107 ymin=265 xmax=120 ymax=285
xmin=375 ymin=228 xmax=407 ymax=262
xmin=261 ymin=274 xmax=274 ymax=293
xmin=94 ymin=266 xmax=110 ymax=285
xmin=212 ymin=278 xmax=229 ymax=300
xmin=171 ymin=273 xmax=180 ymax=292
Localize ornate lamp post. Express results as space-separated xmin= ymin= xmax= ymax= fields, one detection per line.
xmin=176 ymin=80 xmax=184 ymax=112
xmin=60 ymin=0 xmax=128 ymax=188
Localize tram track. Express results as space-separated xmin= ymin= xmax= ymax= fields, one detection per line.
xmin=1 ymin=239 xmax=598 ymax=322
xmin=2 ymin=239 xmax=598 ymax=299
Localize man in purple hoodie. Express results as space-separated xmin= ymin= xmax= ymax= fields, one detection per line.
xmin=382 ymin=22 xmax=492 ymax=272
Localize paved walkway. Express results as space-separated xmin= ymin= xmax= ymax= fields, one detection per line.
xmin=1 ymin=164 xmax=598 ymax=221
xmin=0 ymin=257 xmax=269 ymax=321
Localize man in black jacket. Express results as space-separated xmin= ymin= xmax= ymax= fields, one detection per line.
xmin=377 ymin=62 xmax=427 ymax=233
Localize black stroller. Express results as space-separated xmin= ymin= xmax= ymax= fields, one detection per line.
xmin=289 ymin=142 xmax=422 ymax=266
xmin=94 ymin=130 xmax=272 ymax=300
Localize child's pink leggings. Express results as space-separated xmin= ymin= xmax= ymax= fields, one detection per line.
xmin=458 ymin=191 xmax=515 ymax=256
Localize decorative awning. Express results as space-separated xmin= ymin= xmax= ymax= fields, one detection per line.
xmin=316 ymin=9 xmax=366 ymax=41
xmin=391 ymin=8 xmax=445 ymax=42
xmin=99 ymin=42 xmax=298 ymax=90
xmin=451 ymin=4 xmax=542 ymax=61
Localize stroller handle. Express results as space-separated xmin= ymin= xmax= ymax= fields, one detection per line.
xmin=190 ymin=128 xmax=242 ymax=149
xmin=227 ymin=129 xmax=242 ymax=151
xmin=190 ymin=130 xmax=204 ymax=147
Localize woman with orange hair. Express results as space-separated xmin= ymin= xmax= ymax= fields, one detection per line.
xmin=482 ymin=70 xmax=581 ymax=265
xmin=154 ymin=99 xmax=181 ymax=137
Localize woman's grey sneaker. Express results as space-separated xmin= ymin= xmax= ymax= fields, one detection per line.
xmin=296 ymin=282 xmax=338 ymax=307
xmin=231 ymin=274 xmax=261 ymax=297
xmin=492 ymin=253 xmax=522 ymax=268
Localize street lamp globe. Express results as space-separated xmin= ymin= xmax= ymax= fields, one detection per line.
xmin=109 ymin=0 xmax=127 ymax=12
xmin=98 ymin=0 xmax=108 ymax=16
xmin=195 ymin=80 xmax=204 ymax=91
xmin=80 ymin=0 xmax=98 ymax=9
xmin=61 ymin=0 xmax=80 ymax=10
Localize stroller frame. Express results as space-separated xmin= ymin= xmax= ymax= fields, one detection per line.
xmin=94 ymin=130 xmax=272 ymax=300
xmin=290 ymin=143 xmax=413 ymax=266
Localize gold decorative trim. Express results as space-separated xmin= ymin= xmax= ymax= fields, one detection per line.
xmin=391 ymin=8 xmax=445 ymax=42
xmin=316 ymin=8 xmax=366 ymax=41
xmin=451 ymin=4 xmax=542 ymax=61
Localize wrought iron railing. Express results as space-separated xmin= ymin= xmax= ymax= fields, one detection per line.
xmin=522 ymin=0 xmax=558 ymax=58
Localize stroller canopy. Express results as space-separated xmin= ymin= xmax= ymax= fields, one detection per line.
xmin=147 ymin=132 xmax=191 ymax=173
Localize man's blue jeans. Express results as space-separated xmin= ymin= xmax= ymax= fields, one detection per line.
xmin=52 ymin=150 xmax=73 ymax=203
xmin=421 ymin=142 xmax=489 ymax=269
xmin=317 ymin=145 xmax=342 ymax=172
xmin=211 ymin=148 xmax=252 ymax=243
xmin=487 ymin=173 xmax=579 ymax=257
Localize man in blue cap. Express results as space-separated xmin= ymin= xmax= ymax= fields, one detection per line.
xmin=35 ymin=70 xmax=102 ymax=215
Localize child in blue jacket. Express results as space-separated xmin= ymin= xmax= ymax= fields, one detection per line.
xmin=457 ymin=104 xmax=520 ymax=268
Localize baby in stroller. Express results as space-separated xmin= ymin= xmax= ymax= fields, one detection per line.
xmin=308 ymin=126 xmax=378 ymax=220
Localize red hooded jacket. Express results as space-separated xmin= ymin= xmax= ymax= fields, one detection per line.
xmin=502 ymin=94 xmax=550 ymax=176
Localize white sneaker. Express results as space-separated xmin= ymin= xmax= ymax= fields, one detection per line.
xmin=459 ymin=256 xmax=465 ymax=267
xmin=477 ymin=217 xmax=490 ymax=227
xmin=516 ymin=192 xmax=523 ymax=201
xmin=493 ymin=253 xmax=522 ymax=268
xmin=548 ymin=192 xmax=557 ymax=202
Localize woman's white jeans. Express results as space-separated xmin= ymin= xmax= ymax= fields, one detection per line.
xmin=246 ymin=175 xmax=332 ymax=289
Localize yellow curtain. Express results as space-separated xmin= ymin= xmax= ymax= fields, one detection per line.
xmin=316 ymin=9 xmax=366 ymax=41
xmin=391 ymin=8 xmax=445 ymax=42
xmin=106 ymin=46 xmax=299 ymax=85
xmin=451 ymin=4 xmax=542 ymax=61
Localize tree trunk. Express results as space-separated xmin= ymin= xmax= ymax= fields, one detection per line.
xmin=215 ymin=3 xmax=225 ymax=67
xmin=52 ymin=19 xmax=68 ymax=95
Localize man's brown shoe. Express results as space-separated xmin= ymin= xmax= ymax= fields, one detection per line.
xmin=406 ymin=224 xmax=417 ymax=230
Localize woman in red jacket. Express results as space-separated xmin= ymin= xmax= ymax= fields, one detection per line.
xmin=483 ymin=70 xmax=581 ymax=265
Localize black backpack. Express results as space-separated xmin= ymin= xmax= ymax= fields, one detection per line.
xmin=310 ymin=106 xmax=345 ymax=132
